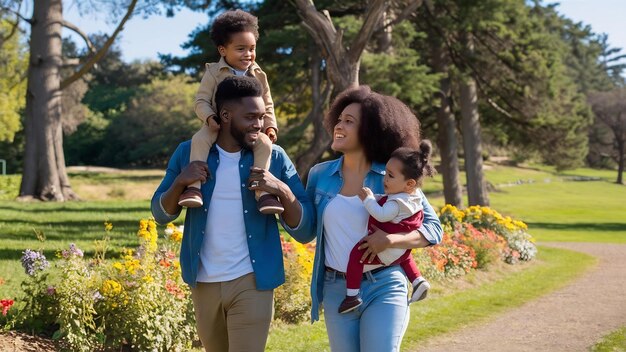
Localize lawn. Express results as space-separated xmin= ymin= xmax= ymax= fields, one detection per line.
xmin=426 ymin=163 xmax=626 ymax=243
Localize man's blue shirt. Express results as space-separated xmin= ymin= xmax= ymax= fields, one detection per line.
xmin=151 ymin=141 xmax=315 ymax=290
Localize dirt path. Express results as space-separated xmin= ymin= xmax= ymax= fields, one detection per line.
xmin=413 ymin=242 xmax=626 ymax=352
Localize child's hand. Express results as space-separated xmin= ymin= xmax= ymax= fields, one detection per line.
xmin=265 ymin=127 xmax=277 ymax=143
xmin=358 ymin=187 xmax=373 ymax=201
xmin=207 ymin=116 xmax=220 ymax=133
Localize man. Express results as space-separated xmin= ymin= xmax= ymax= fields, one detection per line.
xmin=151 ymin=76 xmax=314 ymax=352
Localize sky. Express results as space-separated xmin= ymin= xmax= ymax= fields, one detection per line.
xmin=56 ymin=1 xmax=626 ymax=63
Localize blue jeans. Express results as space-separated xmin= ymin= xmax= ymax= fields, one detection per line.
xmin=323 ymin=265 xmax=410 ymax=352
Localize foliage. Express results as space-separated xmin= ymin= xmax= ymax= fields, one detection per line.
xmin=0 ymin=175 xmax=20 ymax=200
xmin=97 ymin=76 xmax=200 ymax=167
xmin=274 ymin=236 xmax=315 ymax=324
xmin=587 ymin=88 xmax=626 ymax=183
xmin=0 ymin=20 xmax=27 ymax=143
xmin=440 ymin=204 xmax=537 ymax=264
xmin=13 ymin=220 xmax=196 ymax=351
xmin=64 ymin=111 xmax=111 ymax=166
xmin=451 ymin=223 xmax=507 ymax=269
xmin=422 ymin=235 xmax=477 ymax=280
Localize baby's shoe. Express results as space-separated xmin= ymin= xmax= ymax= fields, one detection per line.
xmin=338 ymin=295 xmax=362 ymax=314
xmin=409 ymin=277 xmax=430 ymax=303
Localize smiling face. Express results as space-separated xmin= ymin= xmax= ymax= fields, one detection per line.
xmin=383 ymin=157 xmax=416 ymax=195
xmin=220 ymin=96 xmax=265 ymax=150
xmin=218 ymin=31 xmax=257 ymax=71
xmin=331 ymin=103 xmax=363 ymax=154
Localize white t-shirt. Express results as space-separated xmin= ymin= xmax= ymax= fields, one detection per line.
xmin=196 ymin=145 xmax=253 ymax=282
xmin=323 ymin=194 xmax=382 ymax=272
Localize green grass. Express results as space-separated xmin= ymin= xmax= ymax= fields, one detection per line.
xmin=0 ymin=200 xmax=157 ymax=299
xmin=591 ymin=327 xmax=626 ymax=352
xmin=264 ymin=246 xmax=596 ymax=351
xmin=427 ymin=164 xmax=626 ymax=243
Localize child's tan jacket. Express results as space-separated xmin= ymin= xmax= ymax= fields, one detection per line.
xmin=194 ymin=57 xmax=277 ymax=132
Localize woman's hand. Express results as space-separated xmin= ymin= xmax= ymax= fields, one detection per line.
xmin=358 ymin=225 xmax=392 ymax=263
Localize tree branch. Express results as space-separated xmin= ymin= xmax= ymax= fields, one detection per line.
xmin=348 ymin=0 xmax=387 ymax=63
xmin=61 ymin=0 xmax=138 ymax=90
xmin=0 ymin=4 xmax=31 ymax=24
xmin=61 ymin=20 xmax=96 ymax=55
xmin=373 ymin=0 xmax=423 ymax=37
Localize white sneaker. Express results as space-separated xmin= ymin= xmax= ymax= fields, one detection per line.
xmin=409 ymin=278 xmax=430 ymax=303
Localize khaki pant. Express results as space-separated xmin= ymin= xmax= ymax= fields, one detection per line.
xmin=191 ymin=273 xmax=274 ymax=352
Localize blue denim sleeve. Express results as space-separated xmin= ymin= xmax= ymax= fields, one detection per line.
xmin=276 ymin=148 xmax=316 ymax=243
xmin=417 ymin=189 xmax=443 ymax=245
xmin=151 ymin=143 xmax=185 ymax=225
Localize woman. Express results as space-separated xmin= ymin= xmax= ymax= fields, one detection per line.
xmin=303 ymin=86 xmax=442 ymax=351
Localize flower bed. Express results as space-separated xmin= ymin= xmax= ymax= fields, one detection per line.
xmin=1 ymin=205 xmax=536 ymax=349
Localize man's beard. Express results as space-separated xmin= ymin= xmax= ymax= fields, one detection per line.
xmin=230 ymin=123 xmax=256 ymax=151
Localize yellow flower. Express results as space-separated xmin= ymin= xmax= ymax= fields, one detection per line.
xmin=102 ymin=279 xmax=123 ymax=297
xmin=124 ymin=258 xmax=141 ymax=275
xmin=104 ymin=221 xmax=113 ymax=232
xmin=113 ymin=262 xmax=124 ymax=271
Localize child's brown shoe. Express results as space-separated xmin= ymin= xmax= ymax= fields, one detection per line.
xmin=257 ymin=194 xmax=284 ymax=215
xmin=178 ymin=187 xmax=203 ymax=208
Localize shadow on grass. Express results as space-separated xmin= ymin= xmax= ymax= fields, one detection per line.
xmin=527 ymin=222 xmax=626 ymax=232
xmin=0 ymin=205 xmax=151 ymax=214
xmin=68 ymin=173 xmax=163 ymax=182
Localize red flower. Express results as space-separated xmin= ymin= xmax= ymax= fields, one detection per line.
xmin=1 ymin=299 xmax=14 ymax=316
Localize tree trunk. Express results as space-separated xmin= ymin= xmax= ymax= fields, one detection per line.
xmin=296 ymin=46 xmax=332 ymax=181
xmin=459 ymin=33 xmax=489 ymax=206
xmin=431 ymin=44 xmax=462 ymax=207
xmin=18 ymin=0 xmax=77 ymax=201
xmin=292 ymin=0 xmax=388 ymax=176
xmin=617 ymin=137 xmax=624 ymax=185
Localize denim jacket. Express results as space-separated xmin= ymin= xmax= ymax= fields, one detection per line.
xmin=151 ymin=141 xmax=315 ymax=290
xmin=287 ymin=156 xmax=443 ymax=322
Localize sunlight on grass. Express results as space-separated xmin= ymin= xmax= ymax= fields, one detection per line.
xmin=591 ymin=327 xmax=626 ymax=352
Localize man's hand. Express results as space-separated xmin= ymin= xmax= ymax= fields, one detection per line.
xmin=176 ymin=161 xmax=210 ymax=188
xmin=358 ymin=225 xmax=392 ymax=263
xmin=248 ymin=166 xmax=284 ymax=196
xmin=358 ymin=187 xmax=374 ymax=201
xmin=265 ymin=127 xmax=278 ymax=143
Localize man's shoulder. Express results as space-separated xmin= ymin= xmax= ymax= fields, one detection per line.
xmin=270 ymin=144 xmax=290 ymax=163
xmin=172 ymin=140 xmax=192 ymax=158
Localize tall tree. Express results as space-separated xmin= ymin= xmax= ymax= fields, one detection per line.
xmin=458 ymin=32 xmax=489 ymax=206
xmin=0 ymin=0 xmax=209 ymax=201
xmin=290 ymin=0 xmax=424 ymax=177
xmin=588 ymin=89 xmax=626 ymax=184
